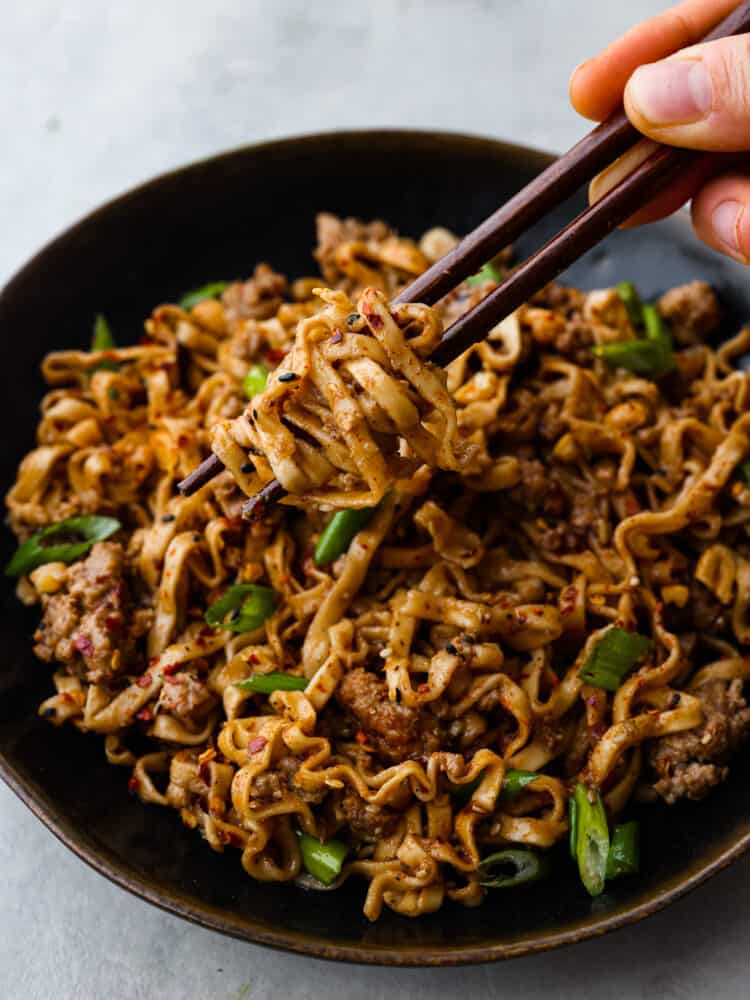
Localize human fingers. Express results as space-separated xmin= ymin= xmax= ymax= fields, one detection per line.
xmin=569 ymin=0 xmax=739 ymax=121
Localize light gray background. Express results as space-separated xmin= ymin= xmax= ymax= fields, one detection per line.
xmin=2 ymin=1 xmax=746 ymax=998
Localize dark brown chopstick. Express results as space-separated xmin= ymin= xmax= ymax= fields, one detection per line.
xmin=178 ymin=0 xmax=750 ymax=509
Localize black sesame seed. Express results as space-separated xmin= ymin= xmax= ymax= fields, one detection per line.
xmin=161 ymin=514 xmax=176 ymax=523
xmin=446 ymin=643 xmax=457 ymax=655
xmin=41 ymin=707 xmax=56 ymax=718
xmin=240 ymin=462 xmax=254 ymax=474
xmin=346 ymin=313 xmax=361 ymax=328
xmin=278 ymin=372 xmax=298 ymax=383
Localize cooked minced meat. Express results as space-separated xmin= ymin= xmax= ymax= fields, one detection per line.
xmin=649 ymin=679 xmax=750 ymax=804
xmin=33 ymin=542 xmax=152 ymax=684
xmin=335 ymin=789 xmax=399 ymax=841
xmin=336 ymin=667 xmax=443 ymax=764
xmin=314 ymin=212 xmax=392 ymax=285
xmin=657 ymin=280 xmax=721 ymax=346
xmin=221 ymin=263 xmax=288 ymax=321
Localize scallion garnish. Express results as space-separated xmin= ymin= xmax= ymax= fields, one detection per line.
xmin=204 ymin=583 xmax=277 ymax=633
xmin=243 ymin=364 xmax=269 ymax=400
xmin=297 ymin=831 xmax=348 ymax=885
xmin=503 ymin=768 xmax=541 ymax=798
xmin=615 ymin=281 xmax=644 ymax=329
xmin=605 ymin=821 xmax=640 ymax=879
xmin=579 ymin=627 xmax=653 ymax=692
xmin=92 ymin=314 xmax=115 ymax=351
xmin=6 ymin=515 xmax=121 ymax=577
xmin=179 ymin=281 xmax=230 ymax=310
xmin=594 ymin=298 xmax=674 ymax=377
xmin=313 ymin=507 xmax=377 ymax=566
xmin=466 ymin=261 xmax=504 ymax=287
xmin=90 ymin=314 xmax=120 ymax=372
xmin=235 ymin=672 xmax=307 ymax=694
xmin=573 ymin=783 xmax=610 ymax=897
xmin=477 ymin=849 xmax=551 ymax=889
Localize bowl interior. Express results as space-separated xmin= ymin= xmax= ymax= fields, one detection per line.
xmin=2 ymin=130 xmax=750 ymax=965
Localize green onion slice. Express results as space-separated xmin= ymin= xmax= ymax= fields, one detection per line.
xmin=573 ymin=783 xmax=610 ymax=897
xmin=297 ymin=831 xmax=348 ymax=885
xmin=466 ymin=261 xmax=504 ymax=287
xmin=90 ymin=314 xmax=120 ymax=372
xmin=235 ymin=672 xmax=307 ymax=694
xmin=204 ymin=583 xmax=277 ymax=633
xmin=6 ymin=515 xmax=121 ymax=577
xmin=503 ymin=768 xmax=541 ymax=798
xmin=477 ymin=849 xmax=551 ymax=889
xmin=243 ymin=363 xmax=269 ymax=400
xmin=313 ymin=507 xmax=376 ymax=566
xmin=179 ymin=281 xmax=230 ymax=310
xmin=569 ymin=790 xmax=578 ymax=860
xmin=605 ymin=820 xmax=640 ymax=880
xmin=594 ymin=301 xmax=674 ymax=377
xmin=615 ymin=281 xmax=644 ymax=329
xmin=452 ymin=767 xmax=540 ymax=807
xmin=92 ymin=314 xmax=115 ymax=351
xmin=579 ymin=627 xmax=653 ymax=692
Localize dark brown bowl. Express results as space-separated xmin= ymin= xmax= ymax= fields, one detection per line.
xmin=2 ymin=130 xmax=750 ymax=966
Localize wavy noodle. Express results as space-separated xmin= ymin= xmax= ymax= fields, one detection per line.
xmin=9 ymin=214 xmax=750 ymax=919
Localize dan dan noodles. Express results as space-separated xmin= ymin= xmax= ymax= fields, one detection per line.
xmin=7 ymin=213 xmax=750 ymax=917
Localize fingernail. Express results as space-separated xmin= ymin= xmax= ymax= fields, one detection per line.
xmin=627 ymin=59 xmax=712 ymax=125
xmin=711 ymin=200 xmax=743 ymax=253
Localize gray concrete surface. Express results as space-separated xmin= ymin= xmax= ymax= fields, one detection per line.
xmin=2 ymin=1 xmax=748 ymax=997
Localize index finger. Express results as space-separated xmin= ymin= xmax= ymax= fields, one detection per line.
xmin=569 ymin=0 xmax=740 ymax=121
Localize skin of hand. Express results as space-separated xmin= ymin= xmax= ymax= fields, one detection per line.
xmin=569 ymin=0 xmax=750 ymax=263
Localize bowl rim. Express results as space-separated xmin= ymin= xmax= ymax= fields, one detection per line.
xmin=2 ymin=127 xmax=750 ymax=966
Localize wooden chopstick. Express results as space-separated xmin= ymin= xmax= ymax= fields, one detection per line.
xmin=179 ymin=0 xmax=750 ymax=509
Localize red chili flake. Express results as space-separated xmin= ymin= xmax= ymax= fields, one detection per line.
xmin=136 ymin=673 xmax=153 ymax=688
xmin=247 ymin=736 xmax=268 ymax=755
xmin=548 ymin=673 xmax=559 ymax=687
xmin=74 ymin=634 xmax=94 ymax=656
xmin=149 ymin=658 xmax=160 ymax=667
xmin=355 ymin=730 xmax=368 ymax=745
xmin=104 ymin=615 xmax=122 ymax=633
xmin=364 ymin=309 xmax=383 ymax=330
xmin=177 ymin=434 xmax=189 ymax=447
xmin=417 ymin=683 xmax=430 ymax=694
xmin=139 ymin=335 xmax=153 ymax=346
xmin=165 ymin=675 xmax=181 ymax=685
xmin=128 ymin=776 xmax=139 ymax=794
xmin=516 ymin=610 xmax=528 ymax=624
xmin=136 ymin=708 xmax=153 ymax=722
xmin=246 ymin=653 xmax=259 ymax=665
xmin=330 ymin=329 xmax=343 ymax=344
xmin=265 ymin=348 xmax=286 ymax=363
xmin=163 ymin=661 xmax=181 ymax=675
xmin=199 ymin=762 xmax=211 ymax=783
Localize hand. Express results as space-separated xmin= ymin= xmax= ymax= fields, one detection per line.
xmin=570 ymin=0 xmax=750 ymax=263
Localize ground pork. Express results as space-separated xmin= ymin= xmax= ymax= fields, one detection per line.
xmin=649 ymin=678 xmax=750 ymax=804
xmin=248 ymin=754 xmax=326 ymax=806
xmin=33 ymin=542 xmax=151 ymax=684
xmin=158 ymin=663 xmax=215 ymax=719
xmin=657 ymin=281 xmax=721 ymax=346
xmin=314 ymin=212 xmax=392 ymax=284
xmin=221 ymin=263 xmax=288 ymax=321
xmin=335 ymin=789 xmax=398 ymax=841
xmin=336 ymin=667 xmax=443 ymax=763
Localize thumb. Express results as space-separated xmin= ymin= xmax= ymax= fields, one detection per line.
xmin=624 ymin=35 xmax=750 ymax=151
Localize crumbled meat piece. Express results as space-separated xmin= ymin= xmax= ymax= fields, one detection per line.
xmin=158 ymin=664 xmax=215 ymax=719
xmin=314 ymin=212 xmax=392 ymax=284
xmin=221 ymin=263 xmax=287 ymax=321
xmin=690 ymin=581 xmax=728 ymax=634
xmin=649 ymin=678 xmax=750 ymax=804
xmin=33 ymin=542 xmax=151 ymax=684
xmin=248 ymin=754 xmax=326 ymax=805
xmin=336 ymin=790 xmax=398 ymax=840
xmin=658 ymin=281 xmax=721 ymax=346
xmin=336 ymin=667 xmax=443 ymax=763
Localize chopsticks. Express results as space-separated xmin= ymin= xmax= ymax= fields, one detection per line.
xmin=178 ymin=0 xmax=750 ymax=513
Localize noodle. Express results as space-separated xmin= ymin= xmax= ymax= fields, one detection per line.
xmin=8 ymin=214 xmax=750 ymax=918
